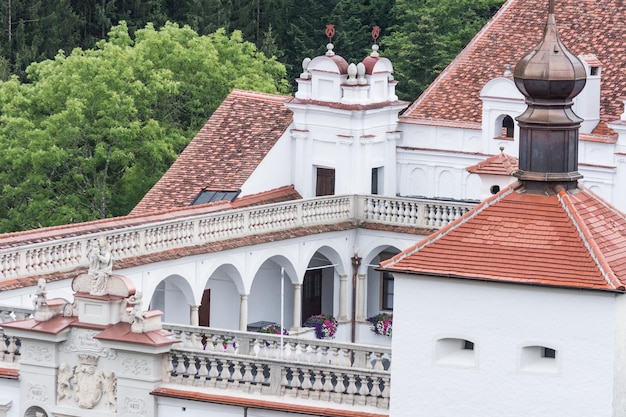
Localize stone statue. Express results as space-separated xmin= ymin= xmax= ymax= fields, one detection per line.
xmin=104 ymin=371 xmax=117 ymax=412
xmin=57 ymin=364 xmax=74 ymax=403
xmin=33 ymin=278 xmax=47 ymax=310
xmin=126 ymin=292 xmax=144 ymax=324
xmin=88 ymin=237 xmax=113 ymax=296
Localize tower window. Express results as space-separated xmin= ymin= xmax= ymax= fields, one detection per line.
xmin=520 ymin=345 xmax=559 ymax=373
xmin=542 ymin=347 xmax=556 ymax=358
xmin=435 ymin=338 xmax=477 ymax=367
xmin=501 ymin=115 xmax=514 ymax=138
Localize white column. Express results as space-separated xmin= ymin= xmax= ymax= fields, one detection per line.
xmin=189 ymin=305 xmax=199 ymax=326
xmin=292 ymin=283 xmax=302 ymax=330
xmin=0 ymin=399 xmax=11 ymax=417
xmin=357 ymin=274 xmax=366 ymax=321
xmin=239 ymin=294 xmax=249 ymax=331
xmin=338 ymin=274 xmax=348 ymax=321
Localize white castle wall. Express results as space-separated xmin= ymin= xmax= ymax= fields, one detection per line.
xmin=391 ymin=274 xmax=619 ymax=417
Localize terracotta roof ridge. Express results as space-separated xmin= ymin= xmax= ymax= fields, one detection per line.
xmin=382 ymin=183 xmax=519 ymax=268
xmin=229 ymin=88 xmax=290 ymax=101
xmin=152 ymin=387 xmax=388 ymax=417
xmin=402 ymin=0 xmax=516 ymax=117
xmin=557 ymin=188 xmax=625 ymax=290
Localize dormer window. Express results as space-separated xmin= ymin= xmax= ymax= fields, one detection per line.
xmin=192 ymin=190 xmax=240 ymax=205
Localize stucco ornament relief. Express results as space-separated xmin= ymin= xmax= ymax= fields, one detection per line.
xmin=23 ymin=344 xmax=53 ymax=362
xmin=26 ymin=383 xmax=48 ymax=402
xmin=121 ymin=356 xmax=150 ymax=376
xmin=56 ymin=355 xmax=117 ymax=410
xmin=59 ymin=328 xmax=117 ymax=359
xmin=123 ymin=396 xmax=146 ymax=415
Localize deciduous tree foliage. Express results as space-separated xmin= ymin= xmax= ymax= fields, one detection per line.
xmin=0 ymin=22 xmax=287 ymax=232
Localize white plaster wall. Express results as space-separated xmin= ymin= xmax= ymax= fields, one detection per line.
xmin=249 ymin=263 xmax=294 ymax=329
xmin=0 ymin=378 xmax=19 ymax=417
xmin=208 ymin=275 xmax=241 ymax=329
xmin=391 ymin=274 xmax=617 ymax=417
xmin=241 ymin=131 xmax=293 ymax=197
xmin=397 ymin=149 xmax=489 ymax=200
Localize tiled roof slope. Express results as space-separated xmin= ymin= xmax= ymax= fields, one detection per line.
xmin=132 ymin=89 xmax=293 ymax=215
xmin=466 ymin=152 xmax=518 ymax=175
xmin=402 ymin=0 xmax=626 ymax=127
xmin=381 ymin=183 xmax=626 ymax=291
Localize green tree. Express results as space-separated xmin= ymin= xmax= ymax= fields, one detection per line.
xmin=0 ymin=22 xmax=287 ymax=232
xmin=383 ymin=0 xmax=504 ymax=101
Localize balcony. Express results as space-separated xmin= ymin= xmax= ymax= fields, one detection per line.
xmin=0 ymin=194 xmax=475 ymax=281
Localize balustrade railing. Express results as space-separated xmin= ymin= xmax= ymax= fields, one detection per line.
xmin=164 ymin=348 xmax=390 ymax=409
xmin=0 ymin=195 xmax=475 ymax=281
xmin=163 ymin=324 xmax=391 ymax=371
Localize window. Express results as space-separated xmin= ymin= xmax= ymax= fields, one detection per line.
xmin=501 ymin=115 xmax=514 ymax=138
xmin=316 ymin=168 xmax=335 ymax=196
xmin=490 ymin=185 xmax=500 ymax=195
xmin=371 ymin=167 xmax=383 ymax=194
xmin=520 ymin=345 xmax=559 ymax=373
xmin=381 ymin=272 xmax=394 ymax=310
xmin=435 ymin=338 xmax=477 ymax=367
xmin=192 ymin=190 xmax=239 ymax=205
xmin=542 ymin=347 xmax=556 ymax=359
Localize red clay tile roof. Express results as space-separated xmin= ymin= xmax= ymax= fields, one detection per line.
xmin=0 ymin=316 xmax=77 ymax=333
xmin=152 ymin=387 xmax=388 ymax=417
xmin=132 ymin=89 xmax=293 ymax=215
xmin=381 ymin=182 xmax=626 ymax=291
xmin=466 ymin=152 xmax=518 ymax=176
xmin=402 ymin=0 xmax=626 ymax=130
xmin=95 ymin=322 xmax=175 ymax=347
xmin=0 ymin=368 xmax=18 ymax=379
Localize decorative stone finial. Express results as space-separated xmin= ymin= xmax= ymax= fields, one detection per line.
xmin=371 ymin=26 xmax=380 ymax=57
xmin=357 ymin=62 xmax=367 ymax=85
xmin=503 ymin=64 xmax=512 ymax=77
xmin=347 ymin=63 xmax=358 ymax=85
xmin=300 ymin=57 xmax=311 ymax=79
xmin=500 ymin=146 xmax=505 ymax=153
xmin=325 ymin=24 xmax=336 ymax=56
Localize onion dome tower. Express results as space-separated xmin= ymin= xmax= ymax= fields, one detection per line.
xmin=513 ymin=0 xmax=587 ymax=191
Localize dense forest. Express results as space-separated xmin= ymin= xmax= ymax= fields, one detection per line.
xmin=0 ymin=0 xmax=504 ymax=98
xmin=0 ymin=0 xmax=504 ymax=232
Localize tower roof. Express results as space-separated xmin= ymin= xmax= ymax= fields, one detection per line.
xmin=381 ymin=183 xmax=626 ymax=292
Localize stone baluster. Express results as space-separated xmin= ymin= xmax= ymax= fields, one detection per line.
xmin=175 ymin=354 xmax=187 ymax=379
xmin=357 ymin=375 xmax=369 ymax=405
xmin=380 ymin=375 xmax=390 ymax=408
xmin=333 ymin=374 xmax=346 ymax=403
xmin=241 ymin=361 xmax=253 ymax=392
xmin=368 ymin=376 xmax=381 ymax=407
xmin=208 ymin=359 xmax=219 ymax=386
xmin=311 ymin=369 xmax=323 ymax=400
xmin=231 ymin=360 xmax=243 ymax=388
xmin=300 ymin=368 xmax=312 ymax=397
xmin=197 ymin=357 xmax=209 ymax=381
